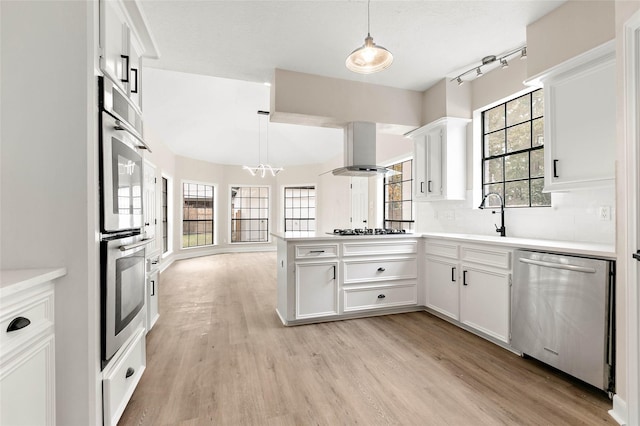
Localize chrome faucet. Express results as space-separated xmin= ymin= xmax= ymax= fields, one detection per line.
xmin=479 ymin=192 xmax=506 ymax=237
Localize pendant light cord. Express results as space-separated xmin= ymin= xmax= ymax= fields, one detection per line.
xmin=367 ymin=0 xmax=371 ymax=36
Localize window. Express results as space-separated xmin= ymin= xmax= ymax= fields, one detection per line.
xmin=182 ymin=182 xmax=214 ymax=248
xmin=162 ymin=177 xmax=168 ymax=254
xmin=383 ymin=159 xmax=414 ymax=231
xmin=482 ymin=89 xmax=551 ymax=208
xmin=284 ymin=186 xmax=316 ymax=231
xmin=231 ymin=186 xmax=269 ymax=243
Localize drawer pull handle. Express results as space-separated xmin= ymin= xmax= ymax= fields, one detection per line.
xmin=377 ymin=294 xmax=386 ymax=299
xmin=463 ymin=270 xmax=468 ymax=286
xmin=125 ymin=367 xmax=135 ymax=379
xmin=377 ymin=267 xmax=386 ymax=272
xmin=7 ymin=316 xmax=31 ymax=332
xmin=309 ymin=250 xmax=325 ymax=253
xmin=451 ymin=267 xmax=456 ymax=282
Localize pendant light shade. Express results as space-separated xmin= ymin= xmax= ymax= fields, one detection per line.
xmin=345 ymin=1 xmax=393 ymax=74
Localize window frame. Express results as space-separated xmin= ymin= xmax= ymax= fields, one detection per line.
xmin=480 ymin=88 xmax=550 ymax=209
xmin=382 ymin=158 xmax=414 ymax=231
xmin=181 ymin=180 xmax=216 ymax=249
xmin=283 ymin=185 xmax=316 ymax=232
xmin=229 ymin=185 xmax=271 ymax=244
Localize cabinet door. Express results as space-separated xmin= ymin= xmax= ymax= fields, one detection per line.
xmin=128 ymin=33 xmax=143 ymax=111
xmin=143 ymin=161 xmax=157 ymax=250
xmin=0 ymin=336 xmax=55 ymax=426
xmin=100 ymin=0 xmax=129 ymax=91
xmin=146 ymin=270 xmax=159 ymax=332
xmin=425 ymin=128 xmax=443 ymax=198
xmin=295 ymin=262 xmax=338 ymax=319
xmin=425 ymin=257 xmax=459 ymax=321
xmin=459 ymin=265 xmax=510 ymax=343
xmin=413 ymin=135 xmax=427 ymax=200
xmin=544 ymin=55 xmax=615 ymax=191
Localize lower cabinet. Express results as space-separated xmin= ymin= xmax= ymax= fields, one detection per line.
xmin=0 ymin=274 xmax=58 ymax=426
xmin=425 ymin=256 xmax=459 ymax=321
xmin=102 ymin=327 xmax=146 ymax=426
xmin=295 ymin=261 xmax=338 ymax=319
xmin=424 ymin=238 xmax=512 ymax=344
xmin=146 ymin=269 xmax=159 ymax=333
xmin=459 ymin=265 xmax=510 ymax=343
xmin=343 ymin=282 xmax=417 ymax=312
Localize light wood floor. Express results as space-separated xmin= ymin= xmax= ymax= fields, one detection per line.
xmin=119 ymin=252 xmax=614 ymax=426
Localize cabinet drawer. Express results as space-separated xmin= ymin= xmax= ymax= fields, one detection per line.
xmin=460 ymin=245 xmax=511 ymax=269
xmin=424 ymin=240 xmax=459 ymax=259
xmin=342 ymin=240 xmax=417 ymax=256
xmin=343 ymin=257 xmax=417 ymax=284
xmin=1 ymin=286 xmax=54 ymax=350
xmin=344 ymin=283 xmax=417 ymax=312
xmin=103 ymin=327 xmax=146 ymax=426
xmin=295 ymin=244 xmax=338 ymax=259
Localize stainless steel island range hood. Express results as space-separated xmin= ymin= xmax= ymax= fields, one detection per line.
xmin=331 ymin=122 xmax=396 ymax=176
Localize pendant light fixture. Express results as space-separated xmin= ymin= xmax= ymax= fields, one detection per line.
xmin=345 ymin=0 xmax=393 ymax=74
xmin=243 ymin=111 xmax=283 ymax=178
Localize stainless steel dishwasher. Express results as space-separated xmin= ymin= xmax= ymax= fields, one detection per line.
xmin=511 ymin=250 xmax=614 ymax=393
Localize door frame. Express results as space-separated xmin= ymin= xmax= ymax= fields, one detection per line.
xmin=623 ymin=8 xmax=640 ymax=426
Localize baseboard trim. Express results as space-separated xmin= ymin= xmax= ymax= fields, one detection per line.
xmin=609 ymin=394 xmax=627 ymax=425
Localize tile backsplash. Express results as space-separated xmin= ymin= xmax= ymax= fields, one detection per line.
xmin=415 ymin=187 xmax=615 ymax=244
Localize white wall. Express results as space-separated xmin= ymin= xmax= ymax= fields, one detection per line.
xmin=0 ymin=2 xmax=100 ymax=424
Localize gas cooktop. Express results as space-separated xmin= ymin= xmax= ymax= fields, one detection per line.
xmin=328 ymin=228 xmax=409 ymax=236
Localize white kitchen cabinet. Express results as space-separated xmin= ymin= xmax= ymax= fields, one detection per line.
xmin=99 ymin=0 xmax=146 ymax=111
xmin=408 ymin=117 xmax=470 ymax=201
xmin=425 ymin=256 xmax=459 ymax=321
xmin=295 ymin=261 xmax=339 ymax=319
xmin=424 ymin=238 xmax=512 ymax=344
xmin=102 ymin=327 xmax=146 ymax=426
xmin=0 ymin=270 xmax=64 ymax=426
xmin=143 ymin=160 xmax=158 ymax=250
xmin=276 ymin=237 xmax=419 ymax=324
xmin=146 ymin=259 xmax=160 ymax=333
xmin=342 ymin=240 xmax=418 ymax=313
xmin=531 ymin=41 xmax=615 ymax=192
xmin=459 ymin=265 xmax=510 ymax=343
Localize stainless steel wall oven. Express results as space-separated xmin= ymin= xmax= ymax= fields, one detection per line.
xmin=99 ymin=75 xmax=151 ymax=366
xmin=101 ymin=233 xmax=146 ymax=363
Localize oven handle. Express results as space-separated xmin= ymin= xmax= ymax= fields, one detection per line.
xmin=120 ymin=238 xmax=155 ymax=252
xmin=114 ymin=119 xmax=152 ymax=153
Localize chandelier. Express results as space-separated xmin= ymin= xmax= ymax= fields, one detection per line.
xmin=243 ymin=110 xmax=283 ymax=177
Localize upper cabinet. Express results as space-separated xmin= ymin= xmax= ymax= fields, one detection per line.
xmin=529 ymin=41 xmax=615 ymax=192
xmin=409 ymin=117 xmax=470 ymax=201
xmin=99 ymin=0 xmax=159 ymax=112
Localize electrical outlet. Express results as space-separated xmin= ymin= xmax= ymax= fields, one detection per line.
xmin=598 ymin=206 xmax=611 ymax=221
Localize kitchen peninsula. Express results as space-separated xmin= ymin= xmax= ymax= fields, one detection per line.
xmin=273 ymin=231 xmax=421 ymax=326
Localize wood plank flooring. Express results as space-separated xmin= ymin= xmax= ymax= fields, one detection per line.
xmin=119 ymin=252 xmax=614 ymax=425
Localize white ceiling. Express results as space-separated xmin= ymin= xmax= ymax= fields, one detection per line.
xmin=139 ymin=0 xmax=565 ymax=166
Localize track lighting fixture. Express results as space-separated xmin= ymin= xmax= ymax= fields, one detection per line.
xmin=450 ymin=46 xmax=526 ymax=85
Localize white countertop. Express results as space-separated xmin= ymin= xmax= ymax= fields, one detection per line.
xmin=271 ymin=231 xmax=418 ymax=241
xmin=422 ymin=232 xmax=616 ymax=259
xmin=0 ymin=268 xmax=67 ymax=298
xmin=271 ymin=231 xmax=615 ymax=259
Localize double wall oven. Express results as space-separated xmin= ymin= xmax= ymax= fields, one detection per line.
xmin=99 ymin=76 xmax=152 ymax=365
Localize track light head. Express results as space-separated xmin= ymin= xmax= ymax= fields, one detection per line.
xmin=521 ymin=47 xmax=527 ymax=59
xmin=500 ymin=58 xmax=509 ymax=69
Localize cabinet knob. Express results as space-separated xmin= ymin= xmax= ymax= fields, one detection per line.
xmin=377 ymin=294 xmax=386 ymax=299
xmin=125 ymin=367 xmax=135 ymax=379
xmin=7 ymin=316 xmax=31 ymax=332
xmin=377 ymin=267 xmax=386 ymax=272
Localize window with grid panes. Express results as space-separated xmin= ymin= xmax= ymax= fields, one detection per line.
xmin=231 ymin=186 xmax=269 ymax=243
xmin=482 ymin=89 xmax=551 ymax=208
xmin=284 ymin=186 xmax=315 ymax=232
xmin=182 ymin=182 xmax=214 ymax=248
xmin=383 ymin=159 xmax=414 ymax=231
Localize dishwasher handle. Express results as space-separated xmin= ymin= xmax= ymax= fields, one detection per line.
xmin=518 ymin=257 xmax=596 ymax=274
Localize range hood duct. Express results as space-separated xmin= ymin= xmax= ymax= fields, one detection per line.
xmin=331 ymin=122 xmax=396 ymax=177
